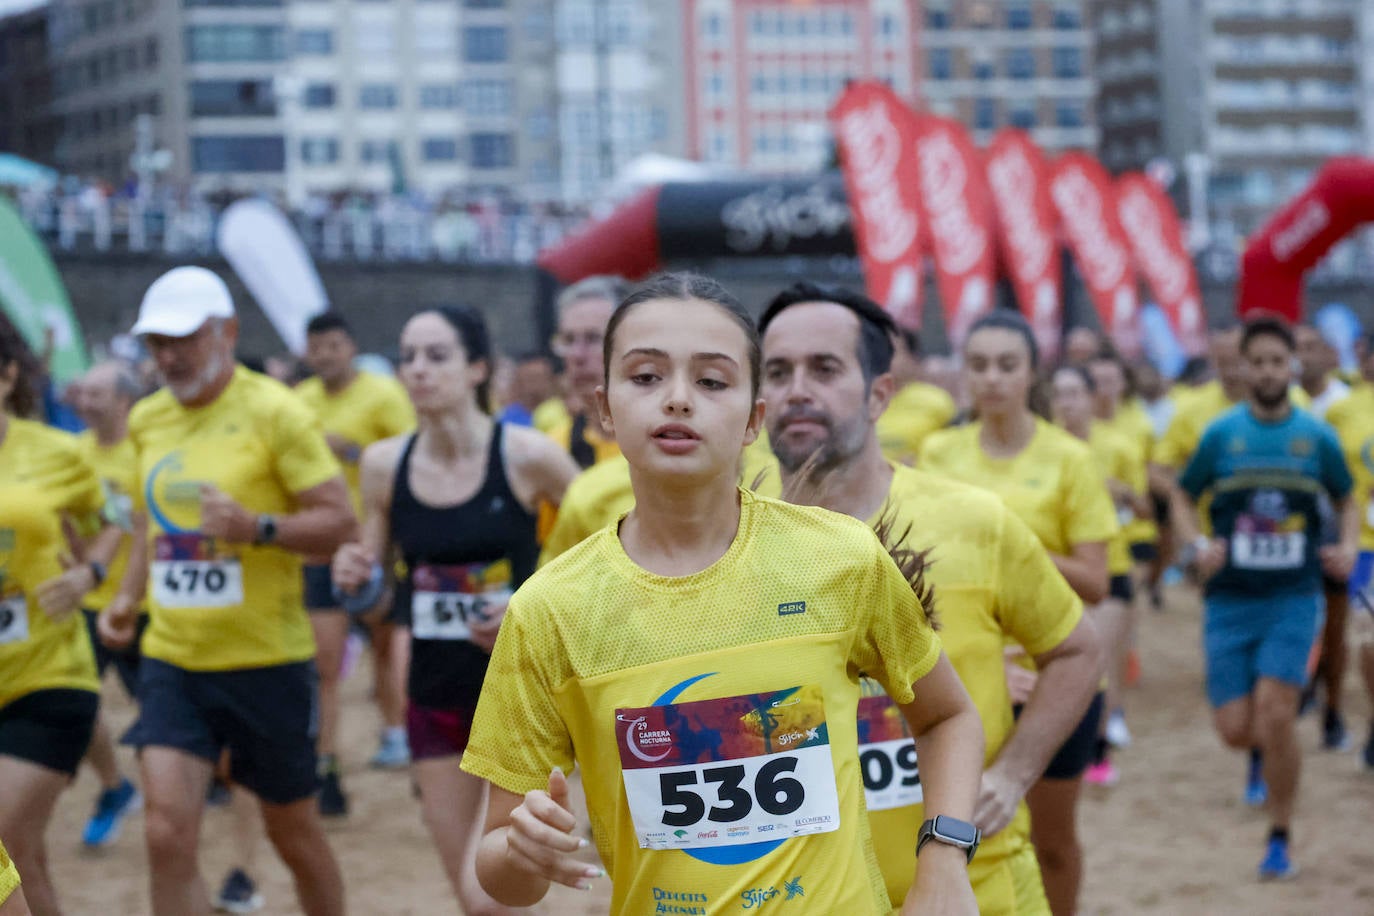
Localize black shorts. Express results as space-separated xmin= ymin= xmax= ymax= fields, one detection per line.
xmin=124 ymin=658 xmax=320 ymax=805
xmin=1152 ymin=493 xmax=1170 ymax=525
xmin=1015 ymin=691 xmax=1104 ymax=781
xmin=1110 ymin=574 xmax=1134 ymax=603
xmin=303 ymin=564 xmax=341 ymax=612
xmin=1130 ymin=542 xmax=1158 ymax=564
xmin=0 ymin=688 xmax=98 ymax=776
xmin=82 ymin=608 xmax=145 ymax=697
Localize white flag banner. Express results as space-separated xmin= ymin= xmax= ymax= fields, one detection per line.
xmin=217 ymin=199 xmax=328 ymax=355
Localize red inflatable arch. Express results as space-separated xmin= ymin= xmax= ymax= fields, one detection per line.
xmin=1239 ymin=157 xmax=1374 ymax=322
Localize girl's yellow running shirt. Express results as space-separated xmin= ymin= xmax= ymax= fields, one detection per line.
xmin=130 ymin=367 xmax=341 ymax=671
xmin=1327 ymin=386 xmax=1374 ymax=550
xmin=0 ymin=419 xmax=103 ymax=707
xmin=463 ymin=488 xmax=941 ymax=916
xmin=920 ymin=419 xmax=1118 ymax=557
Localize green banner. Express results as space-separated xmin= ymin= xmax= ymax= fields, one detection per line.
xmin=0 ymin=197 xmax=88 ymax=383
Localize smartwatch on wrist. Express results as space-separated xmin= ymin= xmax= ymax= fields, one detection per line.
xmin=254 ymin=514 xmax=278 ymax=546
xmin=88 ymin=561 xmax=108 ymax=587
xmin=917 ymin=815 xmax=981 ymax=864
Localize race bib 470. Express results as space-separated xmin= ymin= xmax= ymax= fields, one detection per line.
xmin=616 ymin=685 xmax=840 ymax=851
xmin=151 ymin=534 xmax=243 ymax=609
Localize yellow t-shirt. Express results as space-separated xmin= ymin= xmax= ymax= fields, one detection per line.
xmin=0 ymin=419 xmax=103 ymax=707
xmin=1098 ymin=401 xmax=1157 ymax=546
xmin=1327 ymin=386 xmax=1374 ymax=550
xmin=532 ymin=397 xmax=569 ymax=434
xmin=919 ymin=419 xmax=1119 ymax=558
xmin=876 ymin=382 xmax=958 ymax=466
xmin=0 ymin=837 xmax=19 ymax=906
xmin=295 ymin=372 xmax=415 ymax=514
xmin=462 ymin=488 xmax=942 ymax=916
xmin=538 ymin=414 xmax=623 ymax=541
xmin=130 ymin=367 xmax=342 ymax=671
xmin=1085 ymin=424 xmax=1144 ymax=577
xmin=77 ymin=432 xmax=140 ymax=612
xmin=866 ymin=465 xmax=1080 ymax=910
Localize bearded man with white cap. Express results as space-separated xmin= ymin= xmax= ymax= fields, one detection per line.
xmin=99 ymin=266 xmax=355 ymax=916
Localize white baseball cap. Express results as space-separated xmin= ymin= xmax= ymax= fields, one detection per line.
xmin=131 ymin=266 xmax=235 ymax=338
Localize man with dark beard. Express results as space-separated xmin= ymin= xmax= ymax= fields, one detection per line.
xmin=1172 ymin=316 xmax=1359 ymax=882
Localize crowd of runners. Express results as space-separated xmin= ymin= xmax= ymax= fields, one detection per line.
xmin=0 ymin=265 xmax=1371 ymax=916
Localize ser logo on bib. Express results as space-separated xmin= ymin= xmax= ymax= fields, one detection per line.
xmin=617 ymin=677 xmax=840 ymax=866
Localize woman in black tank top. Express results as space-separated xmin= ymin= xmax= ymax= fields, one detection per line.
xmin=331 ymin=305 xmax=578 ymax=913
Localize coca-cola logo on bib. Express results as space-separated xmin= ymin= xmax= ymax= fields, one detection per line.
xmin=988 ymin=145 xmax=1052 ymax=276
xmin=1053 ymin=166 xmax=1128 ymax=286
xmin=836 ymin=100 xmax=919 ymax=263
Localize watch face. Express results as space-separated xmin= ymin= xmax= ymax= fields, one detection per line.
xmin=935 ymin=816 xmax=979 ymax=844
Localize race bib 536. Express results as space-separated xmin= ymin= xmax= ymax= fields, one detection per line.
xmin=616 ymin=685 xmax=840 ymax=851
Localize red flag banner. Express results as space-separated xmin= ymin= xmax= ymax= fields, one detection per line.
xmin=1115 ymin=173 xmax=1206 ymax=355
xmin=986 ymin=129 xmax=1062 ymax=362
xmin=1239 ymin=156 xmax=1374 ymax=322
xmin=828 ymin=82 xmax=924 ymax=328
xmin=911 ymin=114 xmax=996 ymax=346
xmin=1050 ymin=153 xmax=1141 ymax=355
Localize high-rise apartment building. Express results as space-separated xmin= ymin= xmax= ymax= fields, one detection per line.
xmin=919 ymin=0 xmax=1097 ymax=153
xmin=1094 ymin=0 xmax=1162 ymax=172
xmin=682 ymin=0 xmax=921 ymax=173
xmin=0 ymin=4 xmax=57 ymax=166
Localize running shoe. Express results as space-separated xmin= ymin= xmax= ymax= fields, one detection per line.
xmin=1106 ymin=709 xmax=1133 ymax=748
xmin=1362 ymin=726 xmax=1374 ymax=771
xmin=319 ymin=769 xmax=348 ymax=819
xmin=1257 ymin=837 xmax=1298 ymax=881
xmin=369 ymin=730 xmax=410 ymax=770
xmin=1083 ymin=760 xmax=1120 ymax=787
xmin=82 ymin=778 xmax=141 ymax=848
xmin=1244 ymin=767 xmax=1268 ymax=807
xmin=1321 ymin=708 xmax=1351 ymax=752
xmin=214 ymin=869 xmax=264 ymax=914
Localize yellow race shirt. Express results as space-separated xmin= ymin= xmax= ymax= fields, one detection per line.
xmin=295 ymin=372 xmax=415 ymax=513
xmin=1327 ymin=386 xmax=1374 ymax=550
xmin=77 ymin=432 xmax=140 ymax=612
xmin=0 ymin=837 xmax=19 ymax=906
xmin=1098 ymin=401 xmax=1157 ymax=546
xmin=539 ymin=456 xmax=635 ymax=566
xmin=919 ymin=419 xmax=1118 ymax=557
xmin=532 ymin=397 xmax=569 ymax=434
xmin=1085 ymin=424 xmax=1144 ymax=577
xmin=130 ymin=367 xmax=342 ymax=671
xmin=876 ymin=382 xmax=958 ymax=466
xmin=463 ymin=488 xmax=942 ymax=916
xmin=0 ymin=419 xmax=103 ymax=707
xmin=866 ymin=465 xmax=1080 ymax=910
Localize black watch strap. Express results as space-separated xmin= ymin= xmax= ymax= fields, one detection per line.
xmin=917 ymin=815 xmax=981 ymax=864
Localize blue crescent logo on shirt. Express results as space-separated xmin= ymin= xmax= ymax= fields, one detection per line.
xmin=653 ymin=673 xmax=788 ymax=867
xmin=1361 ymin=436 xmax=1374 ymax=475
xmin=144 ymin=452 xmax=191 ymax=535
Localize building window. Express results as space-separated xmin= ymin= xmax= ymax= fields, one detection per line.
xmin=973 ymin=58 xmax=994 ymax=80
xmin=1007 ymin=3 xmax=1033 ymax=30
xmin=1055 ymin=100 xmax=1085 ymax=127
xmin=1007 ymin=48 xmax=1035 ymax=79
xmin=145 ymin=36 xmax=159 ymax=67
xmin=470 ymin=132 xmax=514 ymax=168
xmin=463 ymin=79 xmax=512 ymax=116
xmin=191 ymin=135 xmax=284 ymax=172
xmin=294 ymin=29 xmax=332 ymax=55
xmin=189 ymin=80 xmax=275 ymax=116
xmin=527 ymin=110 xmax=552 ymax=139
xmin=422 ymin=137 xmax=458 ymax=161
xmin=300 ymin=137 xmax=338 ymax=164
xmin=303 ymin=83 xmax=335 ymax=109
xmin=359 ymin=84 xmax=398 ymax=110
xmin=413 ymin=24 xmax=455 ymax=54
xmin=1009 ymin=103 xmax=1036 ymax=128
xmin=464 ymin=0 xmax=504 ymax=7
xmin=1052 ymin=47 xmax=1083 ymax=78
xmin=703 ymin=12 xmax=723 ymax=37
xmin=1053 ymin=5 xmax=1082 ymax=29
xmin=359 ymin=139 xmax=391 ymax=163
xmin=183 ymin=0 xmax=282 ymax=6
xmin=186 ymin=25 xmax=285 ymax=62
xmin=463 ymin=25 xmax=507 ymax=63
xmin=356 ymin=24 xmax=395 ymax=54
xmin=928 ymin=48 xmax=952 ymax=80
xmin=926 ymin=8 xmax=949 ymax=30
xmin=419 ymin=84 xmax=459 ymax=110
xmin=974 ymin=97 xmax=996 ymax=129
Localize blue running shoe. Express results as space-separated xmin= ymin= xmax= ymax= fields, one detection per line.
xmin=1258 ymin=837 xmax=1298 ymax=881
xmin=1244 ymin=754 xmax=1268 ymax=807
xmin=214 ymin=869 xmax=264 ymax=914
xmin=82 ymin=778 xmax=141 ymax=848
xmin=369 ymin=729 xmax=410 ymax=770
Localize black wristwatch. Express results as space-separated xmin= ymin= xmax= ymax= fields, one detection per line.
xmin=917 ymin=816 xmax=981 ymax=864
xmin=88 ymin=561 xmax=108 ymax=587
xmin=254 ymin=514 xmax=278 ymax=546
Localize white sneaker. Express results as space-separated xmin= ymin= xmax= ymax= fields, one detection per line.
xmin=1105 ymin=709 xmax=1132 ymax=749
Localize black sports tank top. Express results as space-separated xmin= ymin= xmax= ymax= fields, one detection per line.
xmin=390 ymin=423 xmax=537 ymax=708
